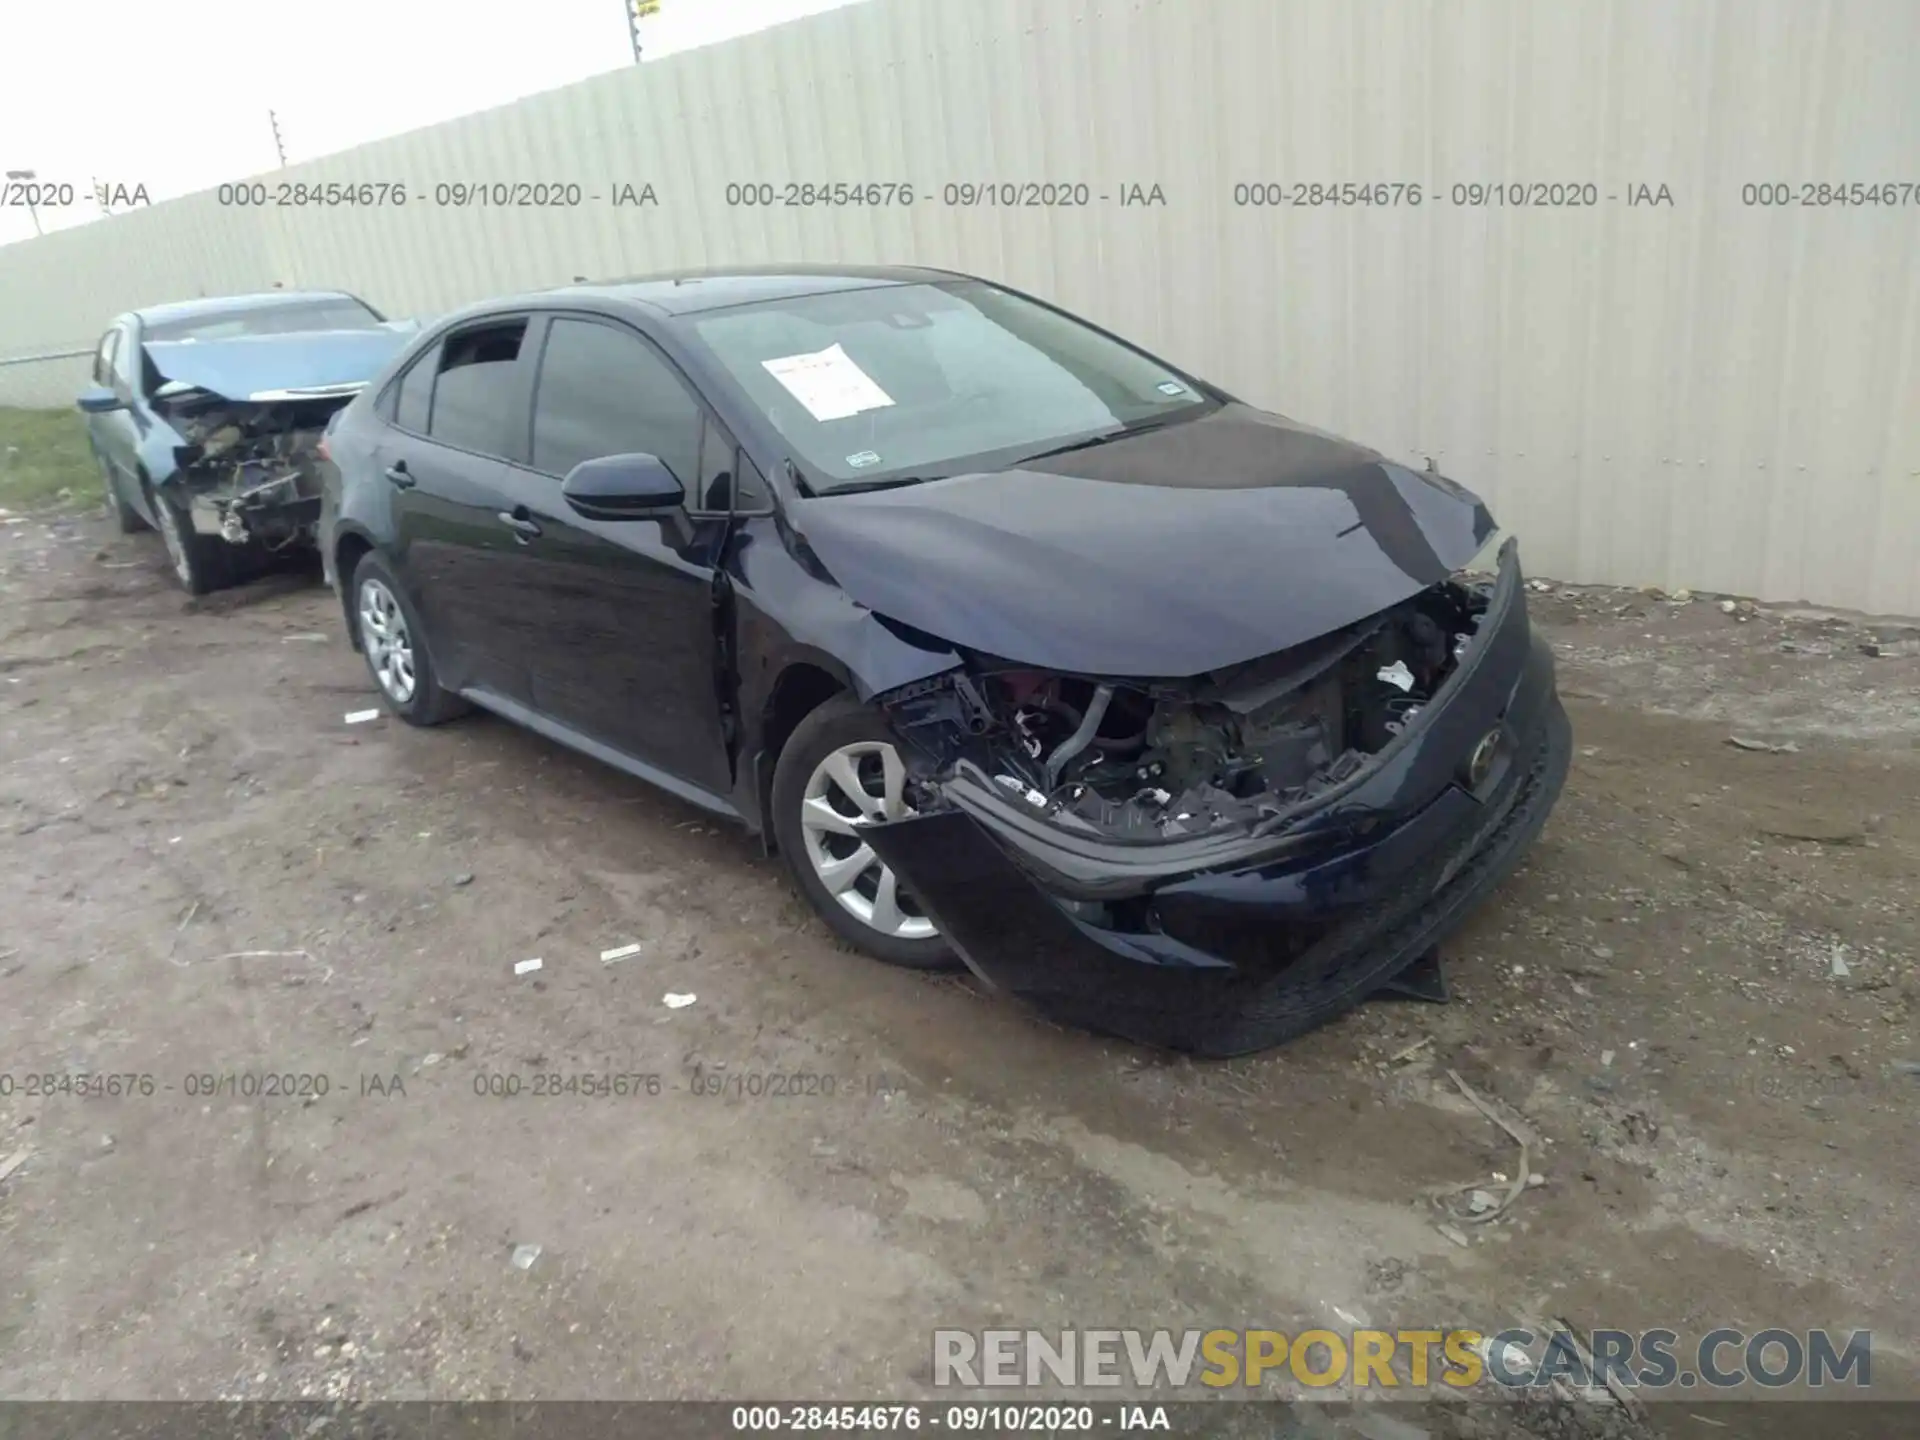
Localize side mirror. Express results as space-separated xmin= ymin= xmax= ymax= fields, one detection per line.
xmin=561 ymin=452 xmax=685 ymax=520
xmin=76 ymin=385 xmax=126 ymax=415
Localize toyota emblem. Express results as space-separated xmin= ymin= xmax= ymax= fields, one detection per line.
xmin=1467 ymin=729 xmax=1502 ymax=788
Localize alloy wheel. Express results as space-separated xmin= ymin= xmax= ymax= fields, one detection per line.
xmin=357 ymin=577 xmax=417 ymax=705
xmin=798 ymin=740 xmax=936 ymax=941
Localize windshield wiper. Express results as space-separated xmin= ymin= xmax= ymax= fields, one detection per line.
xmin=1009 ymin=414 xmax=1186 ymax=466
xmin=816 ymin=474 xmax=936 ymax=496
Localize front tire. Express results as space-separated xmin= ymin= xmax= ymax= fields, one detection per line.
xmin=347 ymin=551 xmax=469 ymax=726
xmin=771 ymin=697 xmax=955 ymax=970
xmin=151 ymin=486 xmax=236 ymax=595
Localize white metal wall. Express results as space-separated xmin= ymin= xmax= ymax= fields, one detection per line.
xmin=3 ymin=0 xmax=1916 ymax=613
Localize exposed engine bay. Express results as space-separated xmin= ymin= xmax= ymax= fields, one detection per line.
xmin=884 ymin=576 xmax=1494 ymax=841
xmin=151 ymin=385 xmax=351 ymax=550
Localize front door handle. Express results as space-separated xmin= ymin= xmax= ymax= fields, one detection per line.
xmin=384 ymin=461 xmax=415 ymax=490
xmin=498 ymin=511 xmax=543 ymax=542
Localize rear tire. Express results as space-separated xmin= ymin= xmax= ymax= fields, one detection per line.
xmin=346 ymin=550 xmax=469 ymax=726
xmin=771 ymin=696 xmax=956 ymax=970
xmin=150 ymin=485 xmax=236 ymax=595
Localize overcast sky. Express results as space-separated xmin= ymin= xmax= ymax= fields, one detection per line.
xmin=0 ymin=0 xmax=867 ymax=247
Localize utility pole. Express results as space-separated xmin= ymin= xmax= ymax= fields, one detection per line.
xmin=268 ymin=109 xmax=288 ymax=168
xmin=3 ymin=169 xmax=42 ymax=235
xmin=627 ymin=0 xmax=660 ymax=62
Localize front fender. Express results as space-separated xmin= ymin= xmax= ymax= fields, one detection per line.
xmin=134 ymin=418 xmax=187 ymax=487
xmin=731 ymin=519 xmax=962 ymax=701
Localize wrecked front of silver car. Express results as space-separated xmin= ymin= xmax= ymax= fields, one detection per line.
xmin=137 ymin=331 xmax=414 ymax=552
xmin=150 ymin=382 xmax=357 ymax=549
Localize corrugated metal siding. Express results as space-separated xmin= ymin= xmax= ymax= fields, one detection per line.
xmin=2 ymin=0 xmax=1914 ymax=611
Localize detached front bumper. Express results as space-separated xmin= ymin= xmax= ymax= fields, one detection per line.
xmin=861 ymin=543 xmax=1573 ymax=1056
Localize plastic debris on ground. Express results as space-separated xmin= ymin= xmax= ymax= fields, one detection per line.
xmin=1727 ymin=735 xmax=1799 ymax=754
xmin=343 ymin=709 xmax=381 ymax=725
xmin=510 ymin=1244 xmax=542 ymax=1271
xmin=600 ymin=942 xmax=643 ymax=964
xmin=663 ymin=991 xmax=697 ymax=1009
xmin=0 ymin=1147 xmax=31 ymax=1184
xmin=513 ymin=958 xmax=543 ymax=976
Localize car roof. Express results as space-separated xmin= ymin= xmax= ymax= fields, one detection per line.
xmin=132 ymin=290 xmax=361 ymax=323
xmin=510 ymin=265 xmax=971 ymax=318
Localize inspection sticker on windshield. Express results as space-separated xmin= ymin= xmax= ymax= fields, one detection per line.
xmin=1157 ymin=380 xmax=1189 ymax=396
xmin=846 ymin=450 xmax=882 ymax=468
xmin=762 ymin=343 xmax=895 ymax=422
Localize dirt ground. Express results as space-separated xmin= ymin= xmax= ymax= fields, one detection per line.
xmin=0 ymin=501 xmax=1915 ymax=1436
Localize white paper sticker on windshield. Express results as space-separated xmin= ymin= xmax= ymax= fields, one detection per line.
xmin=761 ymin=343 xmax=895 ymax=422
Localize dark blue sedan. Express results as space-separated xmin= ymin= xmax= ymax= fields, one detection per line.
xmin=317 ymin=265 xmax=1570 ymax=1055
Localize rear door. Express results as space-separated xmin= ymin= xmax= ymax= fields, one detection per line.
xmin=503 ymin=313 xmax=736 ymax=796
xmin=378 ymin=315 xmax=538 ymax=701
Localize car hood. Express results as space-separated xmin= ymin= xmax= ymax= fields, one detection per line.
xmin=787 ymin=404 xmax=1497 ymax=677
xmin=142 ymin=326 xmax=416 ymax=402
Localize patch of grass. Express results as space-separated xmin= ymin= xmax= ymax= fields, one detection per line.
xmin=0 ymin=406 xmax=101 ymax=514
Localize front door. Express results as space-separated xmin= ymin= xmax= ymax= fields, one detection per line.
xmin=510 ymin=314 xmax=736 ymax=797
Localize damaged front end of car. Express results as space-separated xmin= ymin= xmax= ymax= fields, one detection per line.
xmin=140 ymin=329 xmax=413 ymax=553
xmin=151 ymin=382 xmax=356 ymax=550
xmin=857 ymin=541 xmax=1572 ymax=1056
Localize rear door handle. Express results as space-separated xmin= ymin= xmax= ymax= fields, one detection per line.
xmin=498 ymin=511 xmax=543 ymax=541
xmin=384 ymin=461 xmax=415 ymax=490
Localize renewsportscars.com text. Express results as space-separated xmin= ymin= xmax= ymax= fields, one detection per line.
xmin=933 ymin=1326 xmax=1872 ymax=1392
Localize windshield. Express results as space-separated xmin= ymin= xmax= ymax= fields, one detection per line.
xmin=145 ymin=296 xmax=384 ymax=342
xmin=684 ymin=280 xmax=1214 ymax=491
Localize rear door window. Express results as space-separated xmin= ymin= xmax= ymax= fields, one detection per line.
xmin=529 ymin=316 xmax=703 ymax=485
xmin=428 ymin=320 xmax=528 ymax=459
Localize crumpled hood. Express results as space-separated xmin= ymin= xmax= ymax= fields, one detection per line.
xmin=788 ymin=404 xmax=1496 ymax=677
xmin=143 ymin=326 xmax=416 ymax=402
